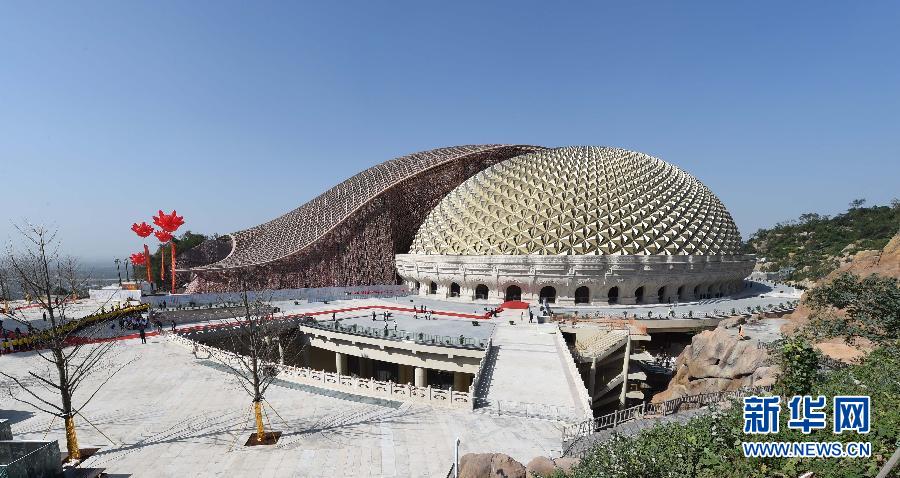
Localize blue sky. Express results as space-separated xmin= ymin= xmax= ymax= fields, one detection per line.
xmin=1 ymin=1 xmax=898 ymax=261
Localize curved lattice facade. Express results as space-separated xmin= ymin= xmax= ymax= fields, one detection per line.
xmin=185 ymin=145 xmax=543 ymax=292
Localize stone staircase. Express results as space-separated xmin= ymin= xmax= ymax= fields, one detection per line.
xmin=476 ymin=323 xmax=590 ymax=422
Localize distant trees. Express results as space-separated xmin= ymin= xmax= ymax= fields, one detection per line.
xmin=745 ymin=202 xmax=900 ymax=282
xmin=849 ymin=198 xmax=867 ymax=209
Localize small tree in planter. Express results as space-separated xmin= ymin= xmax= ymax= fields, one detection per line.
xmin=209 ymin=279 xmax=302 ymax=446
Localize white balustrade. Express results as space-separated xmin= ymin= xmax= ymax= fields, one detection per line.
xmin=168 ymin=334 xmax=471 ymax=408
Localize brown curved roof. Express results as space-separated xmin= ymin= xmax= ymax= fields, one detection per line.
xmin=192 ymin=145 xmax=542 ymax=270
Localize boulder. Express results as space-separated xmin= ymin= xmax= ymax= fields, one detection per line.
xmin=524 ymin=456 xmax=581 ymax=478
xmin=652 ymin=327 xmax=779 ymax=403
xmin=460 ymin=453 xmax=526 ymax=478
xmin=552 ymin=457 xmax=580 ymax=475
xmin=525 ymin=456 xmax=555 ymax=478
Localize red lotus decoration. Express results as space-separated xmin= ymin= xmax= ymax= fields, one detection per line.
xmin=153 ymin=210 xmax=185 ymax=233
xmin=131 ymin=210 xmax=186 ymax=294
xmin=131 ymin=222 xmax=154 ymax=238
xmin=154 ymin=230 xmax=173 ymax=243
xmin=130 ymin=253 xmax=147 ymax=265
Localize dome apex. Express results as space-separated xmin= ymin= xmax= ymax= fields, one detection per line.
xmin=409 ymin=146 xmax=741 ymax=256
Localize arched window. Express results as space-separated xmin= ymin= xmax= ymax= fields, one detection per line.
xmin=505 ymin=285 xmax=522 ymax=301
xmin=429 ymin=282 xmax=438 ymax=295
xmin=635 ymin=286 xmax=645 ymax=304
xmin=574 ymin=286 xmax=590 ymax=304
xmin=607 ymin=286 xmax=619 ymax=305
xmin=475 ymin=284 xmax=489 ymax=300
xmin=657 ymin=286 xmax=666 ymax=303
xmin=539 ymin=286 xmax=557 ymax=304
xmin=450 ymin=282 xmax=461 ymax=297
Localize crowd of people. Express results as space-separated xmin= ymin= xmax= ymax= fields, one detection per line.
xmin=0 ymin=322 xmax=27 ymax=354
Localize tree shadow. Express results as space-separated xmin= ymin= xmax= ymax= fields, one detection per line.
xmin=0 ymin=408 xmax=35 ymax=425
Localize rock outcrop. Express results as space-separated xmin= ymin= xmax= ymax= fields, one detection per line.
xmin=525 ymin=456 xmax=580 ymax=478
xmin=832 ymin=232 xmax=900 ymax=279
xmin=652 ymin=327 xmax=779 ymax=403
xmin=460 ymin=453 xmax=526 ymax=478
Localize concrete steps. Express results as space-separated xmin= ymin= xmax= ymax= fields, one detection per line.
xmin=479 ymin=324 xmax=588 ymax=422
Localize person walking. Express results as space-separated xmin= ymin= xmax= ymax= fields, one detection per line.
xmin=139 ymin=326 xmax=147 ymax=344
xmin=171 ymin=321 xmax=176 ymax=333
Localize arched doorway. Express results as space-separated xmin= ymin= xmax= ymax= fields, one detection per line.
xmin=574 ymin=286 xmax=590 ymax=304
xmin=413 ymin=281 xmax=420 ymax=291
xmin=657 ymin=286 xmax=666 ymax=303
xmin=607 ymin=286 xmax=619 ymax=304
xmin=475 ymin=284 xmax=489 ymax=300
xmin=539 ymin=286 xmax=557 ymax=304
xmin=450 ymin=282 xmax=460 ymax=297
xmin=429 ymin=282 xmax=438 ymax=295
xmin=677 ymin=285 xmax=684 ymax=301
xmin=635 ymin=286 xmax=645 ymax=304
xmin=693 ymin=285 xmax=701 ymax=299
xmin=505 ymin=285 xmax=522 ymax=301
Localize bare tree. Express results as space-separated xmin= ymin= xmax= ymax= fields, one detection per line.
xmin=205 ymin=278 xmax=301 ymax=444
xmin=0 ymin=256 xmax=12 ymax=311
xmin=1 ymin=224 xmax=128 ymax=461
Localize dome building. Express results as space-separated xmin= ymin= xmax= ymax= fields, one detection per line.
xmin=394 ymin=146 xmax=754 ymax=305
xmin=185 ymin=144 xmax=753 ymax=303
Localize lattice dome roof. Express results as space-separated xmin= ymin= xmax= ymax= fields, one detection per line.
xmin=409 ymin=146 xmax=743 ymax=256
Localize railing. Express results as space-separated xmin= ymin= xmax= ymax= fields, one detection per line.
xmin=469 ymin=336 xmax=495 ymax=410
xmin=551 ymin=324 xmax=593 ymax=420
xmin=470 ymin=324 xmax=499 ymax=407
xmin=143 ymin=284 xmax=412 ymax=308
xmin=562 ymin=385 xmax=775 ymax=445
xmin=301 ymin=319 xmax=488 ymax=350
xmin=169 ymin=333 xmax=473 ymax=409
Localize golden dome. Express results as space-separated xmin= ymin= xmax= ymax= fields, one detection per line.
xmin=409 ymin=146 xmax=742 ymax=256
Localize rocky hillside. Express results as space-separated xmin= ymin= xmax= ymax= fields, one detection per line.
xmin=746 ymin=201 xmax=899 ymax=283
xmin=656 ymin=231 xmax=900 ymax=401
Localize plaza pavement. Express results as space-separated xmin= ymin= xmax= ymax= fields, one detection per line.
xmin=1 ymin=335 xmax=563 ymax=477
xmin=0 ymin=284 xmax=799 ymax=476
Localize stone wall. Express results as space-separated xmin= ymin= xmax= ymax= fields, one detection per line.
xmin=396 ymin=253 xmax=755 ymax=305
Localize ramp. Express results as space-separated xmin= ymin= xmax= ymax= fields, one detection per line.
xmin=479 ymin=323 xmax=590 ymax=422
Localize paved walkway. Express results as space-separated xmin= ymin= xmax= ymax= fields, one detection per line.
xmin=1 ymin=337 xmax=562 ymax=477
xmin=481 ymin=323 xmax=586 ymax=421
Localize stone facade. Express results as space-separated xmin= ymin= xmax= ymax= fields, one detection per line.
xmin=395 ymin=253 xmax=755 ymax=305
